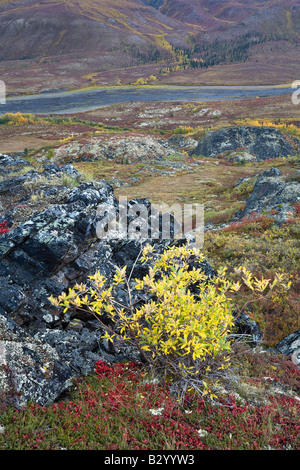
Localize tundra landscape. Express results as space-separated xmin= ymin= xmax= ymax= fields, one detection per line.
xmin=0 ymin=0 xmax=299 ymax=453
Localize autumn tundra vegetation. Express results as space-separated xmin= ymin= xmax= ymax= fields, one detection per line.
xmin=0 ymin=0 xmax=300 ymax=451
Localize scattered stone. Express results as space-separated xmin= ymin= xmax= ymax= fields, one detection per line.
xmin=233 ymin=311 xmax=263 ymax=345
xmin=0 ymin=153 xmax=31 ymax=173
xmin=228 ymin=151 xmax=257 ymax=163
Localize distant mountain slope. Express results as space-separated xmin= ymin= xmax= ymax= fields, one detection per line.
xmin=0 ymin=0 xmax=195 ymax=60
xmin=0 ymin=0 xmax=299 ymax=92
xmin=143 ymin=0 xmax=300 ymax=30
xmin=1 ymin=0 xmax=299 ymax=61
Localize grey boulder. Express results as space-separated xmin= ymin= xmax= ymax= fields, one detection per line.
xmin=194 ymin=126 xmax=299 ymax=161
xmin=0 ymin=313 xmax=74 ymax=409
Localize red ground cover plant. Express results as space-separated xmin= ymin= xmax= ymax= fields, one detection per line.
xmin=0 ymin=220 xmax=9 ymax=235
xmin=0 ymin=360 xmax=299 ymax=450
xmin=294 ymin=203 xmax=300 ymax=215
xmin=222 ymin=212 xmax=274 ymax=235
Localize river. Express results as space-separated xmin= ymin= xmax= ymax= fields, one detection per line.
xmin=1 ymin=85 xmax=292 ymax=116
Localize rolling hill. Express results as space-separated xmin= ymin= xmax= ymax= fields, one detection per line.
xmin=0 ymin=0 xmax=299 ymax=93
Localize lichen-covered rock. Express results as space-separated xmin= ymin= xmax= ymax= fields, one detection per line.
xmin=233 ymin=311 xmax=263 ymax=345
xmin=53 ymin=134 xmax=178 ymax=164
xmin=194 ymin=126 xmax=299 ymax=161
xmin=273 ymin=330 xmax=300 ymax=366
xmin=0 ymin=313 xmax=74 ymax=409
xmin=0 ymin=162 xmax=218 ymax=406
xmin=168 ymin=135 xmax=198 ymax=152
xmin=0 ymin=159 xmax=83 ymax=227
xmin=234 ymin=168 xmax=300 ymax=223
xmin=0 ymin=180 xmax=118 ymax=330
xmin=0 ymin=153 xmax=32 ymax=176
xmin=228 ymin=151 xmax=256 ymax=163
xmin=0 ymin=173 xmax=197 ymax=367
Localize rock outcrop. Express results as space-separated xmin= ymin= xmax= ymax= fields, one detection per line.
xmin=0 ymin=314 xmax=75 ymax=409
xmin=193 ymin=126 xmax=299 ymax=161
xmin=53 ymin=134 xmax=179 ymax=164
xmin=234 ymin=167 xmax=300 ymax=223
xmin=0 ymin=158 xmax=215 ymax=406
xmin=274 ymin=330 xmax=300 ymax=366
xmin=0 ymin=153 xmax=31 ymax=175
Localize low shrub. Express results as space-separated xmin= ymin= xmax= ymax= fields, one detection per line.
xmin=0 ymin=112 xmax=35 ymax=126
xmin=50 ymin=245 xmax=290 ymax=399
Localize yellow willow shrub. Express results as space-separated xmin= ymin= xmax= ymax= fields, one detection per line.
xmin=0 ymin=112 xmax=35 ymax=125
xmin=50 ymin=245 xmax=291 ymax=399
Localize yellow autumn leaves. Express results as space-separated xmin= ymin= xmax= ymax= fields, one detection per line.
xmin=49 ymin=244 xmax=291 ymax=399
